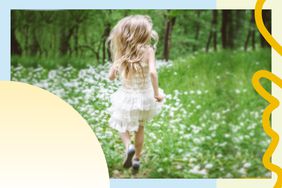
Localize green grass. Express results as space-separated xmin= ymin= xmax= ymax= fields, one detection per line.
xmin=155 ymin=49 xmax=271 ymax=178
xmin=11 ymin=55 xmax=98 ymax=69
xmin=11 ymin=49 xmax=271 ymax=178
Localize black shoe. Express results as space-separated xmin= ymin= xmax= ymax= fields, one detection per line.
xmin=132 ymin=158 xmax=140 ymax=175
xmin=123 ymin=145 xmax=135 ymax=169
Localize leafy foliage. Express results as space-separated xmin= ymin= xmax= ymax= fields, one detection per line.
xmin=11 ymin=10 xmax=271 ymax=64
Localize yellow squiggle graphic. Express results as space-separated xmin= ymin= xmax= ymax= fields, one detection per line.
xmin=254 ymin=0 xmax=282 ymax=188
xmin=252 ymin=71 xmax=282 ymax=188
xmin=255 ymin=0 xmax=282 ymax=56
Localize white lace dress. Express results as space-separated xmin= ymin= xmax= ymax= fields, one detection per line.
xmin=108 ymin=62 xmax=164 ymax=133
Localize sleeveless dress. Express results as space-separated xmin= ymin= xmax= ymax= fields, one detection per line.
xmin=108 ymin=61 xmax=164 ymax=133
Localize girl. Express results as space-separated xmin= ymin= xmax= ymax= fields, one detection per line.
xmin=107 ymin=15 xmax=164 ymax=174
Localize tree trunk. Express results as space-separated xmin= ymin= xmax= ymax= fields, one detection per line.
xmin=74 ymin=25 xmax=79 ymax=56
xmin=163 ymin=15 xmax=176 ymax=61
xmin=206 ymin=10 xmax=217 ymax=52
xmin=234 ymin=11 xmax=245 ymax=47
xmin=260 ymin=10 xmax=271 ymax=48
xmin=206 ymin=32 xmax=212 ymax=52
xmin=227 ymin=11 xmax=234 ymax=48
xmin=11 ymin=28 xmax=22 ymax=55
xmin=11 ymin=11 xmax=22 ymax=56
xmin=163 ymin=18 xmax=170 ymax=61
xmin=251 ymin=29 xmax=256 ymax=50
xmin=235 ymin=11 xmax=242 ymax=30
xmin=24 ymin=26 xmax=29 ymax=56
xmin=212 ymin=11 xmax=218 ymax=51
xmin=103 ymin=23 xmax=111 ymax=63
xmin=251 ymin=11 xmax=256 ymax=50
xmin=213 ymin=25 xmax=217 ymax=51
xmin=244 ymin=31 xmax=251 ymax=51
xmin=221 ymin=10 xmax=229 ymax=49
xmin=30 ymin=28 xmax=41 ymax=56
xmin=244 ymin=10 xmax=255 ymax=51
xmin=59 ymin=27 xmax=74 ymax=56
xmin=192 ymin=11 xmax=201 ymax=52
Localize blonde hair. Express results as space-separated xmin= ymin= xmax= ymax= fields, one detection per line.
xmin=107 ymin=15 xmax=158 ymax=79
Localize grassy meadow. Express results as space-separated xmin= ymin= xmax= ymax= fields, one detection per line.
xmin=12 ymin=49 xmax=271 ymax=178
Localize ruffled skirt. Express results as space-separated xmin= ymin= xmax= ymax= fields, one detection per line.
xmin=108 ymin=87 xmax=164 ymax=132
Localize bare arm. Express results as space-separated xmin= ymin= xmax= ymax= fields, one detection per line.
xmin=108 ymin=64 xmax=118 ymax=81
xmin=148 ymin=48 xmax=164 ymax=102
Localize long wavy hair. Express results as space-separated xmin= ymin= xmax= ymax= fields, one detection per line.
xmin=107 ymin=15 xmax=158 ymax=79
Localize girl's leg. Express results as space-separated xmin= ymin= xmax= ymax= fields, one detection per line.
xmin=119 ymin=131 xmax=131 ymax=151
xmin=134 ymin=122 xmax=145 ymax=159
xmin=121 ymin=131 xmax=135 ymax=169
